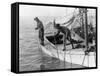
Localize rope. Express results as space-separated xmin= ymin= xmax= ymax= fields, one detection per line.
xmin=69 ymin=50 xmax=72 ymax=68
xmin=82 ymin=52 xmax=89 ymax=67
xmin=82 ymin=54 xmax=86 ymax=66
xmin=54 ymin=33 xmax=60 ymax=63
xmin=64 ymin=51 xmax=66 ymax=69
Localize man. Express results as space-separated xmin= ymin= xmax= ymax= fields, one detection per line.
xmin=34 ymin=17 xmax=44 ymax=46
xmin=54 ymin=22 xmax=74 ymax=51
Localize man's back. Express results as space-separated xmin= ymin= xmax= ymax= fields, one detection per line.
xmin=58 ymin=26 xmax=70 ymax=35
xmin=36 ymin=20 xmax=44 ymax=30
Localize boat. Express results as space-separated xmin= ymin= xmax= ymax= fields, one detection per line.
xmin=39 ymin=34 xmax=96 ymax=68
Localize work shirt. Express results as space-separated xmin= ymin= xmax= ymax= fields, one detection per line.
xmin=56 ymin=26 xmax=70 ymax=36
xmin=35 ymin=20 xmax=44 ymax=30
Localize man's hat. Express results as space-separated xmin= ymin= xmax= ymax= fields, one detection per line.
xmin=34 ymin=17 xmax=39 ymax=21
xmin=54 ymin=24 xmax=60 ymax=28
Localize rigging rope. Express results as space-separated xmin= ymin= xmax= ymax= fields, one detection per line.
xmin=69 ymin=50 xmax=72 ymax=68
xmin=64 ymin=51 xmax=66 ymax=69
xmin=54 ymin=33 xmax=60 ymax=63
xmin=53 ymin=19 xmax=60 ymax=63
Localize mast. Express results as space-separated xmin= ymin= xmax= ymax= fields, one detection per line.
xmin=81 ymin=8 xmax=90 ymax=67
xmin=81 ymin=9 xmax=84 ymax=33
xmin=79 ymin=8 xmax=88 ymax=51
xmin=84 ymin=8 xmax=90 ymax=67
xmin=83 ymin=8 xmax=88 ymax=53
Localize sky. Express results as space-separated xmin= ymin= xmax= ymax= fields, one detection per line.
xmin=19 ymin=5 xmax=96 ymax=27
xmin=19 ymin=5 xmax=75 ymax=17
xmin=19 ymin=5 xmax=95 ymax=19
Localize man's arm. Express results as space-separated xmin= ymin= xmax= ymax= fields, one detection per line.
xmin=35 ymin=22 xmax=43 ymax=30
xmin=35 ymin=27 xmax=38 ymax=30
xmin=55 ymin=30 xmax=60 ymax=37
xmin=35 ymin=23 xmax=40 ymax=30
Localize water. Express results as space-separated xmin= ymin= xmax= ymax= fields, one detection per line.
xmin=19 ymin=24 xmax=64 ymax=71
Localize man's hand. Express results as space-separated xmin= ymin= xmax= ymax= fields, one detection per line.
xmin=35 ymin=27 xmax=38 ymax=30
xmin=54 ymin=32 xmax=58 ymax=37
xmin=54 ymin=32 xmax=57 ymax=35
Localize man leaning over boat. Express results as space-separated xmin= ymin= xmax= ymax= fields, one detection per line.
xmin=34 ymin=17 xmax=44 ymax=46
xmin=53 ymin=20 xmax=74 ymax=51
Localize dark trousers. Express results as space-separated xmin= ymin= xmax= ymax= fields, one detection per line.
xmin=63 ymin=32 xmax=74 ymax=50
xmin=39 ymin=29 xmax=44 ymax=45
xmin=67 ymin=35 xmax=74 ymax=49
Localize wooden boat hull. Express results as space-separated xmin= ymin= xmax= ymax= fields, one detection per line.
xmin=40 ymin=36 xmax=96 ymax=67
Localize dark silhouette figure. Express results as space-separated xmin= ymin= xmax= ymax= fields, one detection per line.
xmin=34 ymin=17 xmax=44 ymax=46
xmin=54 ymin=23 xmax=74 ymax=51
